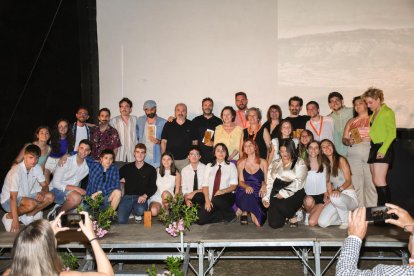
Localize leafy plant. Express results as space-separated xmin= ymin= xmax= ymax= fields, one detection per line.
xmin=146 ymin=257 xmax=183 ymax=276
xmin=158 ymin=194 xmax=198 ymax=232
xmin=60 ymin=252 xmax=79 ymax=271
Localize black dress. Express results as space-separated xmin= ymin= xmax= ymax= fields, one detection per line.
xmin=262 ymin=120 xmax=280 ymax=139
xmin=243 ymin=126 xmax=268 ymax=159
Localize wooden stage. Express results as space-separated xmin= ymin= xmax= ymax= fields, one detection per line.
xmin=0 ymin=220 xmax=410 ymax=275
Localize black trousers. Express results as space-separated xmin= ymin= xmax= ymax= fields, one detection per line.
xmin=268 ymin=189 xmax=305 ymax=229
xmin=195 ymin=192 xmax=236 ymax=225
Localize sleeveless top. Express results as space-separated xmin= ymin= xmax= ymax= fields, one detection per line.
xmin=243 ymin=126 xmax=267 ymax=159
xmin=304 ymin=169 xmax=326 ymax=195
xmin=330 ymin=169 xmax=345 ymax=189
xmin=156 ymin=169 xmax=176 ymax=195
xmin=349 ymin=117 xmax=370 ymax=140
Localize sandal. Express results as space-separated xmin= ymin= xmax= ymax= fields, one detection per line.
xmin=240 ymin=215 xmax=248 ymax=225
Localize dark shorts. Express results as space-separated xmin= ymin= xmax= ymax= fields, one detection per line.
xmin=368 ymin=141 xmax=394 ymax=165
xmin=308 ymin=193 xmax=324 ymax=205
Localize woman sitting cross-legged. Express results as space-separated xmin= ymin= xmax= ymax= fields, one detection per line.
xmin=197 ymin=143 xmax=238 ymax=225
xmin=263 ymin=139 xmax=308 ymax=229
xmin=235 ymin=139 xmax=268 ymax=227
xmin=318 ymin=139 xmax=358 ymax=229
xmin=149 ymin=152 xmax=180 ymax=216
xmin=302 ymin=141 xmax=330 ymax=226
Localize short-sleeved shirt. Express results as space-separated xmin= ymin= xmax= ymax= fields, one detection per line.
xmin=202 ymin=161 xmax=238 ymax=200
xmin=1 ymin=162 xmax=45 ymax=204
xmin=50 ymin=155 xmax=89 ymax=192
xmin=161 ymin=119 xmax=196 ymax=160
xmin=191 ymin=115 xmax=222 ymax=164
xmin=214 ymin=125 xmax=243 ymax=160
xmin=120 ymin=162 xmax=157 ymax=197
xmin=181 ymin=163 xmax=206 ymax=195
xmin=90 ymin=125 xmax=121 ymax=160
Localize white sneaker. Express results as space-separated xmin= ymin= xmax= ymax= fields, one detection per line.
xmin=129 ymin=214 xmax=134 ymax=219
xmin=2 ymin=214 xmax=13 ymax=232
xmin=339 ymin=223 xmax=349 ymax=230
xmin=295 ymin=209 xmax=304 ymax=222
xmin=33 ymin=211 xmax=43 ymax=221
xmin=135 ymin=216 xmax=142 ymax=223
xmin=304 ymin=213 xmax=310 ymax=226
xmin=19 ymin=214 xmax=34 ymax=225
xmin=47 ymin=204 xmax=60 ymax=221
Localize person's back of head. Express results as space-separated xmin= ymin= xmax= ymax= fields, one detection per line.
xmin=10 ymin=219 xmax=62 ymax=276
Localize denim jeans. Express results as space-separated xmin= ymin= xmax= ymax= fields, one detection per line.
xmin=117 ymin=194 xmax=148 ymax=224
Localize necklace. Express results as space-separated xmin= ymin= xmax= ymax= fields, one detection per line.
xmin=309 ymin=116 xmax=323 ymax=138
xmin=247 ymin=124 xmax=261 ymax=140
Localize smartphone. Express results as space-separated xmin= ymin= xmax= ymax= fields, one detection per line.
xmin=366 ymin=206 xmax=398 ymax=222
xmin=61 ymin=213 xmax=85 ymax=229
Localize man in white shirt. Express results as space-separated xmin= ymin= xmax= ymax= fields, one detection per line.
xmin=1 ymin=145 xmax=54 ymax=232
xmin=110 ymin=97 xmax=138 ymax=164
xmin=50 ymin=139 xmax=91 ymax=215
xmin=72 ymin=106 xmax=91 ymax=151
xmin=181 ymin=146 xmax=206 ymax=207
xmin=305 ymin=101 xmax=334 ymax=142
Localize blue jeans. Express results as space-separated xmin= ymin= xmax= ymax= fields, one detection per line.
xmin=117 ymin=194 xmax=148 ymax=224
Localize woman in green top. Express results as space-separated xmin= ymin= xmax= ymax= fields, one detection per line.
xmin=362 ymin=87 xmax=396 ymax=207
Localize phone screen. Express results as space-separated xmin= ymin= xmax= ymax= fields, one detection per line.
xmin=61 ymin=214 xmax=85 ymax=229
xmin=366 ymin=206 xmax=397 ymax=222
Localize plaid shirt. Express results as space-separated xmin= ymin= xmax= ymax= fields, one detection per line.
xmin=337 ymin=236 xmax=414 ymax=275
xmin=85 ymin=157 xmax=120 ymax=197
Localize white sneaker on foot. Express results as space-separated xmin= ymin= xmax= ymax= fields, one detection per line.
xmin=295 ymin=209 xmax=304 ymax=222
xmin=129 ymin=214 xmax=134 ymax=219
xmin=19 ymin=214 xmax=34 ymax=225
xmin=135 ymin=216 xmax=142 ymax=223
xmin=2 ymin=214 xmax=13 ymax=232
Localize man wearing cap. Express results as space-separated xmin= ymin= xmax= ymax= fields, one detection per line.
xmin=136 ymin=100 xmax=167 ymax=168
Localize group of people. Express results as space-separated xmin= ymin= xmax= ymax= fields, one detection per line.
xmin=1 ymin=87 xmax=396 ymax=232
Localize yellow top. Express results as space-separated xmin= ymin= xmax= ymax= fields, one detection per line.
xmin=213 ymin=125 xmax=244 ymax=160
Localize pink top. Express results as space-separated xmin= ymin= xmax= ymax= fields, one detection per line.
xmin=349 ymin=117 xmax=370 ymax=140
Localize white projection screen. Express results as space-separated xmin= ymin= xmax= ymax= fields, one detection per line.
xmin=97 ymin=0 xmax=414 ymax=127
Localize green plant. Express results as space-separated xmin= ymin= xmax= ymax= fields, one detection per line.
xmin=60 ymin=252 xmax=79 ymax=271
xmin=146 ymin=256 xmax=183 ymax=276
xmin=158 ymin=194 xmax=198 ymax=231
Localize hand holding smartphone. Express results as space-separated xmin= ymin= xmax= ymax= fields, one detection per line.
xmin=60 ymin=213 xmax=86 ymax=229
xmin=365 ymin=206 xmax=398 ymax=222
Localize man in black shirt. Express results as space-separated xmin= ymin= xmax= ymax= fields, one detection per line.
xmin=117 ymin=143 xmax=157 ymax=224
xmin=191 ymin=98 xmax=222 ymax=164
xmin=161 ymin=103 xmax=197 ymax=171
xmin=285 ymin=96 xmax=310 ymax=137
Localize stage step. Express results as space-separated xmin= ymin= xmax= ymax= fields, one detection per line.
xmin=106 ymin=252 xmax=183 ymax=261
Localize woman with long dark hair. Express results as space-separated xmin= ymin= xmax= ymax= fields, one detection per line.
xmin=263 ymin=105 xmax=283 ymax=139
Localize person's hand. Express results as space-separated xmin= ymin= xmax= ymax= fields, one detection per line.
xmin=167 ymin=116 xmax=175 ymax=123
xmin=348 ymin=207 xmax=368 ymax=240
xmin=78 ymin=211 xmax=96 ymax=241
xmin=205 ymin=200 xmax=213 ymax=212
xmin=148 ymin=136 xmax=159 ymax=144
xmin=35 ymin=192 xmax=45 ymax=202
xmin=91 ymin=191 xmax=102 ymax=200
xmin=275 ymin=193 xmax=283 ymax=199
xmin=10 ymin=218 xmax=20 ymax=233
xmin=58 ymin=154 xmax=69 ymax=167
xmin=50 ymin=211 xmax=70 ymax=235
xmin=137 ymin=195 xmax=147 ymax=204
xmin=385 ymin=203 xmax=414 ymax=229
xmin=214 ymin=190 xmax=225 ymax=196
xmin=376 ymin=152 xmax=384 ymax=159
xmin=262 ymin=200 xmax=270 ymax=208
xmin=259 ymin=186 xmax=266 ymax=197
xmin=245 ymin=186 xmax=254 ymax=194
xmin=75 ymin=187 xmax=86 ymax=196
xmin=330 ymin=190 xmax=341 ymax=198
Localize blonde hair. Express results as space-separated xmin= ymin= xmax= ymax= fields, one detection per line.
xmin=362 ymin=87 xmax=384 ymax=103
xmin=10 ymin=219 xmax=63 ymax=276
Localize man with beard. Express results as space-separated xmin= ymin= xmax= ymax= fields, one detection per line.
xmin=161 ymin=103 xmax=197 ymax=171
xmin=234 ymin=91 xmax=249 ymax=129
xmin=71 ymin=106 xmax=92 ymax=151
xmin=110 ymin=98 xmax=138 ymax=164
xmin=286 ymin=96 xmax=310 ymax=138
xmin=90 ymin=108 xmax=121 ymax=161
xmin=191 ymin=98 xmax=222 ymax=164
xmin=327 ymin=92 xmax=353 ymax=156
xmin=136 ymin=100 xmax=166 ymax=168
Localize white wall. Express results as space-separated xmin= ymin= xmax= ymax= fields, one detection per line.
xmin=97 ymin=0 xmax=414 ymax=127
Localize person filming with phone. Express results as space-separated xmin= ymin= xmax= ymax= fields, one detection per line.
xmin=3 ymin=211 xmax=114 ymax=276
xmin=336 ymin=203 xmax=414 ymax=275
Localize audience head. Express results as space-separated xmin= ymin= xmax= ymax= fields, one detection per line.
xmin=98 ymin=108 xmax=111 ymax=125
xmin=212 ymin=143 xmax=230 ymax=165
xmin=187 ymin=146 xmax=201 ymax=164
xmin=306 ymin=101 xmax=320 ymax=118
xmin=288 ymin=96 xmax=304 ymax=116
xmin=278 ymin=119 xmax=293 ymax=139
xmin=201 ymin=97 xmax=214 ymax=116
xmin=160 ymin=152 xmax=177 ymax=176
xmin=143 ymin=100 xmax=157 ymax=119
xmin=235 ymin=91 xmax=248 ymax=111
xmin=50 ymin=119 xmax=74 ymax=155
xmin=33 ymin=126 xmax=51 ymax=143
xmin=99 ymin=149 xmax=115 ymax=168
xmin=134 ymin=143 xmax=146 ymax=162
xmin=320 ymin=139 xmax=346 ymax=177
xmin=266 ymin=105 xmax=282 ymax=122
xmin=305 ymin=141 xmax=325 ymax=173
xmin=362 ymin=87 xmax=384 ymax=112
xmin=279 ymin=139 xmax=297 ymax=161
xmin=328 ymin=91 xmax=344 ymax=112
xmin=119 ymin=97 xmax=133 ymax=116
xmin=299 ymin=129 xmax=314 ymax=147
xmin=174 ymin=103 xmax=187 ymax=120
xmin=23 ymin=144 xmax=41 ymax=168
xmin=220 ymin=106 xmax=236 ymax=123
xmin=352 ymin=96 xmax=371 ymax=117
xmin=241 ymin=139 xmax=260 ymax=164
xmin=77 ymin=139 xmax=92 ymax=159
xmin=245 ymin=107 xmax=262 ymax=125
xmin=10 ymin=219 xmax=63 ymax=276
xmin=76 ymin=107 xmax=89 ymax=124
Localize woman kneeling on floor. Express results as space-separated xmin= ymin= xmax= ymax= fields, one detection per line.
xmin=263 ymin=139 xmax=308 ymax=229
